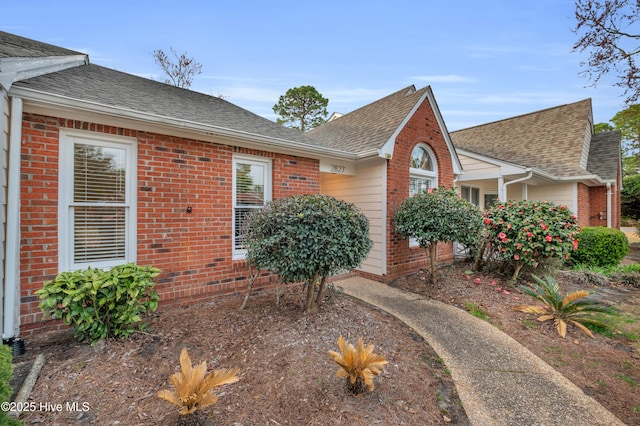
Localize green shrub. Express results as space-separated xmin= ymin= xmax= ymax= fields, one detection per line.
xmin=0 ymin=344 xmax=12 ymax=408
xmin=395 ymin=187 xmax=483 ymax=284
xmin=36 ymin=263 xmax=160 ymax=345
xmin=0 ymin=344 xmax=21 ymax=425
xmin=243 ymin=194 xmax=372 ymax=312
xmin=572 ymin=227 xmax=629 ymax=267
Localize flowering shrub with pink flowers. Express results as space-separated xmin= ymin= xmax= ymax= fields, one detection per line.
xmin=480 ymin=200 xmax=579 ymax=281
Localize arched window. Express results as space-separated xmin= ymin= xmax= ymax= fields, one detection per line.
xmin=409 ymin=144 xmax=437 ymax=196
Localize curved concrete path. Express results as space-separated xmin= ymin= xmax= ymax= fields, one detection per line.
xmin=336 ymin=276 xmax=626 ymax=426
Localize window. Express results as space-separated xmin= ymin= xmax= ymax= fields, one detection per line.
xmin=484 ymin=193 xmax=499 ymax=209
xmin=461 ymin=186 xmax=480 ymax=206
xmin=409 ymin=144 xmax=437 ymax=246
xmin=232 ymin=155 xmax=272 ymax=259
xmin=409 ymin=144 xmax=437 ymax=196
xmin=58 ymin=131 xmax=137 ymax=271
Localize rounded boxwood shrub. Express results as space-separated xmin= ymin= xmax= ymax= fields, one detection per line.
xmin=394 ymin=187 xmax=483 ymax=284
xmin=243 ymin=194 xmax=372 ymax=312
xmin=572 ymin=226 xmax=629 ymax=267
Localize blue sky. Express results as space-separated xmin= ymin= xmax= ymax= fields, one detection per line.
xmin=1 ymin=0 xmax=626 ymax=131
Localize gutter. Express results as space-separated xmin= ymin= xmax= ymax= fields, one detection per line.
xmin=4 ymin=96 xmax=22 ymax=339
xmin=501 ymin=169 xmax=533 ymax=200
xmin=12 ymin=87 xmax=357 ymax=161
xmin=607 ymin=182 xmax=612 ymax=228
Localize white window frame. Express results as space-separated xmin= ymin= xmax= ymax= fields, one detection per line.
xmin=409 ymin=144 xmax=438 ymax=197
xmin=461 ymin=185 xmax=480 ymax=207
xmin=58 ymin=130 xmax=137 ymax=272
xmin=409 ymin=144 xmax=438 ymax=247
xmin=232 ymin=154 xmax=272 ymax=260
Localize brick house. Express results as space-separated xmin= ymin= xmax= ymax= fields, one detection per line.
xmin=0 ymin=32 xmax=464 ymax=336
xmin=0 ymin=31 xmax=622 ymax=336
xmin=450 ymin=100 xmax=622 ymax=229
xmin=308 ymin=86 xmax=462 ymax=279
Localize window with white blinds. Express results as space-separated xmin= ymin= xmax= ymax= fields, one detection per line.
xmin=232 ymin=155 xmax=271 ymax=259
xmin=59 ymin=131 xmax=136 ymax=271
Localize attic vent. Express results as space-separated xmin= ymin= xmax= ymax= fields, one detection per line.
xmin=406 ymin=86 xmax=416 ymax=95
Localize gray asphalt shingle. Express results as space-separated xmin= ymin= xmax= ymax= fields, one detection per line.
xmin=450 ymin=99 xmax=595 ymax=178
xmin=307 ymin=85 xmax=428 ymax=153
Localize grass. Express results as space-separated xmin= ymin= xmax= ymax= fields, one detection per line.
xmin=616 ymin=374 xmax=638 ymax=387
xmin=465 ymin=302 xmax=489 ymax=322
xmin=585 ymin=310 xmax=640 ymax=342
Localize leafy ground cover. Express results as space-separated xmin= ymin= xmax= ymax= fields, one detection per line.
xmin=11 ymin=244 xmax=640 ymax=425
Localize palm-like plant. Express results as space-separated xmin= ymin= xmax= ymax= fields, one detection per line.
xmin=328 ymin=335 xmax=388 ymax=394
xmin=514 ymin=275 xmax=614 ymax=338
xmin=158 ymin=347 xmax=240 ymax=415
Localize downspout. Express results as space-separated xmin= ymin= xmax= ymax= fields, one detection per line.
xmin=4 ymin=96 xmax=22 ymax=339
xmin=502 ymin=169 xmax=533 ymax=200
xmin=606 ymin=182 xmax=612 ymax=228
xmin=0 ymin=90 xmax=5 ymax=337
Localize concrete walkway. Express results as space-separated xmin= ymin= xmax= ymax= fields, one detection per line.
xmin=336 ymin=276 xmax=626 ymax=426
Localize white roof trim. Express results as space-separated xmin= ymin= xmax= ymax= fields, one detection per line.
xmin=378 ymin=86 xmax=463 ymax=175
xmin=0 ymin=55 xmax=88 ymax=90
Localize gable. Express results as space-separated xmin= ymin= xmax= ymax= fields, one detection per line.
xmin=308 ymin=85 xmax=462 ymax=174
xmin=450 ymin=99 xmax=595 ymax=178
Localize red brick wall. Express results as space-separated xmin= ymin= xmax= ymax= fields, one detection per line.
xmin=577 ymin=182 xmax=621 ymax=228
xmin=384 ymin=98 xmax=456 ymax=280
xmin=19 ymin=113 xmax=320 ymax=333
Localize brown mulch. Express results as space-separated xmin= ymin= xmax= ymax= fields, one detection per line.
xmin=14 ymin=285 xmax=468 ymax=425
xmin=10 ymin=248 xmax=640 ymax=425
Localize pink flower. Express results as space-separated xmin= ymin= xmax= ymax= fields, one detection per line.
xmin=513 ymin=254 xmax=520 ymax=260
xmin=572 ymin=240 xmax=579 ymax=250
xmin=540 ymin=223 xmax=547 ymax=231
xmin=484 ymin=218 xmax=492 ymax=225
xmin=502 ymin=290 xmax=511 ymax=295
xmin=526 ymin=232 xmax=533 ymax=237
xmin=545 ymin=235 xmax=553 ymax=242
xmin=474 ymin=278 xmax=482 ymax=285
xmin=428 ymin=187 xmax=434 ymax=194
xmin=514 ymin=296 xmax=520 ymax=301
xmin=495 ymin=287 xmax=502 ymax=291
xmin=490 ymin=280 xmax=497 ymax=285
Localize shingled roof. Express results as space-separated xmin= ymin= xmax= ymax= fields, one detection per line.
xmin=450 ymin=99 xmax=596 ymax=178
xmin=588 ymin=130 xmax=621 ymax=181
xmin=0 ymin=30 xmax=83 ymax=58
xmin=14 ymin=63 xmax=336 ymax=149
xmin=307 ymin=85 xmax=431 ymax=155
xmin=2 ymin=31 xmax=349 ymax=156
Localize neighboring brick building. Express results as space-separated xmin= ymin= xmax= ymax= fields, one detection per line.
xmin=450 ymin=100 xmax=622 ymax=229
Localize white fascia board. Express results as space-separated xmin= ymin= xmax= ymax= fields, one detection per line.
xmin=14 ymin=87 xmax=357 ymax=163
xmin=0 ymin=55 xmax=88 ymax=90
xmin=424 ymin=87 xmax=464 ymax=175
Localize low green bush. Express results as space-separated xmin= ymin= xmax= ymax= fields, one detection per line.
xmin=0 ymin=344 xmax=21 ymax=425
xmin=572 ymin=227 xmax=629 ymax=267
xmin=36 ymin=263 xmax=160 ymax=345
